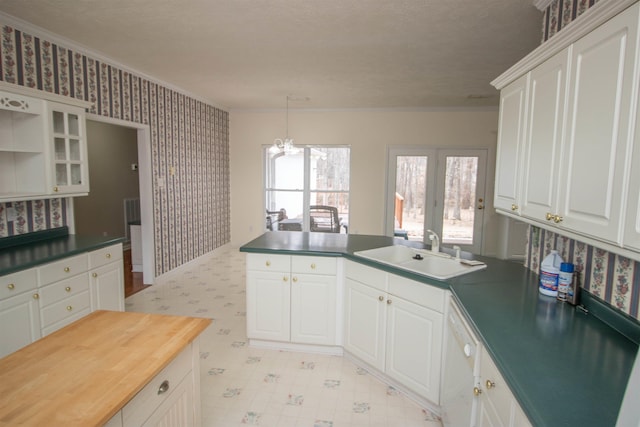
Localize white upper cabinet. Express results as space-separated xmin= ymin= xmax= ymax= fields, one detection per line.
xmin=520 ymin=48 xmax=569 ymax=223
xmin=49 ymin=102 xmax=89 ymax=195
xmin=557 ymin=6 xmax=638 ymax=244
xmin=0 ymin=84 xmax=90 ymax=202
xmin=0 ymin=91 xmax=49 ymax=200
xmin=494 ymin=74 xmax=528 ymax=214
xmin=493 ymin=2 xmax=640 ymax=252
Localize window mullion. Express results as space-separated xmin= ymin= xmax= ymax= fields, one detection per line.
xmin=302 ymin=146 xmax=311 ymax=231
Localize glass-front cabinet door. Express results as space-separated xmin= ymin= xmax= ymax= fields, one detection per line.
xmin=50 ymin=102 xmax=89 ymax=195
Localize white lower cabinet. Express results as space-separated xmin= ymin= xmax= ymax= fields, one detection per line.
xmin=0 ymin=243 xmax=125 ymax=358
xmin=89 ymin=245 xmax=125 ymax=312
xmin=476 ymin=347 xmax=531 ymax=427
xmin=107 ymin=339 xmax=202 ymax=427
xmin=246 ymin=253 xmax=338 ymax=346
xmin=343 ymin=260 xmax=445 ymax=404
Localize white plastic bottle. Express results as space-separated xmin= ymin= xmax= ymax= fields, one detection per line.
xmin=539 ymin=250 xmax=563 ymax=297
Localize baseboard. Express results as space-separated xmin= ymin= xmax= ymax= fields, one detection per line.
xmin=248 ymin=339 xmax=343 ymax=356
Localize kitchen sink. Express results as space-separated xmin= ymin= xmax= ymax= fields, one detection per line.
xmin=353 ymin=245 xmax=486 ymax=280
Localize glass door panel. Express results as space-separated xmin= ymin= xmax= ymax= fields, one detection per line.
xmin=441 ymin=156 xmax=478 ymax=245
xmin=395 ymin=156 xmax=428 ymax=241
xmin=434 ymin=150 xmax=487 ymax=254
xmin=54 ymin=138 xmax=66 ymax=160
xmin=52 ymin=111 xmax=64 ymax=134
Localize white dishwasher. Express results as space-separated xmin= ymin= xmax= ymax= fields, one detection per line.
xmin=441 ymin=299 xmax=481 ymax=427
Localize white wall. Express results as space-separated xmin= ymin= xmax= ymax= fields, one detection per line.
xmin=230 ymin=108 xmax=501 ymax=255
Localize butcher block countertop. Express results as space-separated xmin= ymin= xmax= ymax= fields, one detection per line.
xmin=0 ymin=310 xmax=211 ymax=426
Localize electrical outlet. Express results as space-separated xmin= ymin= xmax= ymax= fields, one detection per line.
xmin=5 ymin=207 xmax=17 ymax=222
xmin=131 ymin=163 xmax=138 ymax=171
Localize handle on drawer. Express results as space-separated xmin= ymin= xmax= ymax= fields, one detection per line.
xmin=106 ymin=253 xmax=111 ymax=259
xmin=66 ymin=306 xmax=73 ymax=311
xmin=158 ymin=380 xmax=170 ymax=395
xmin=65 ymin=286 xmax=71 ymax=292
xmin=92 ymin=272 xmax=98 ymax=278
xmin=64 ymin=267 xmax=70 ymax=273
xmin=7 ymin=283 xmax=15 ymax=290
xmin=33 ymin=293 xmax=39 ymax=299
xmin=311 ymin=263 xmax=316 ymax=269
xmin=266 ymin=261 xmax=271 ymax=267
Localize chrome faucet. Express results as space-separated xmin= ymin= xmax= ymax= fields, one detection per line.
xmin=426 ymin=229 xmax=440 ymax=253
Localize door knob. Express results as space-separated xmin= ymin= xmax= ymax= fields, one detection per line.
xmin=473 ymin=386 xmax=482 ymax=396
xmin=486 ymin=380 xmax=495 ymax=389
xmin=546 ymin=212 xmax=554 ymax=221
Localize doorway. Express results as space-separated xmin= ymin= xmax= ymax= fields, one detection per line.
xmin=77 ymin=114 xmax=155 ymax=284
xmin=386 ymin=147 xmax=488 ymax=254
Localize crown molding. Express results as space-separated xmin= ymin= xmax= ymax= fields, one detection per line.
xmin=492 ymin=0 xmax=638 ymax=89
xmin=533 ymin=0 xmax=553 ymax=11
xmin=0 ymin=11 xmax=228 ymax=111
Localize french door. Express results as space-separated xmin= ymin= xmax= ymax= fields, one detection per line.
xmin=386 ymin=147 xmax=487 ymax=254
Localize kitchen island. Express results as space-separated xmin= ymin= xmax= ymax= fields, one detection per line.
xmin=240 ymin=231 xmax=639 ymax=427
xmin=0 ymin=310 xmax=211 ymax=426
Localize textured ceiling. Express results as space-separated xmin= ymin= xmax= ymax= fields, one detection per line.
xmin=0 ymin=0 xmax=541 ymax=110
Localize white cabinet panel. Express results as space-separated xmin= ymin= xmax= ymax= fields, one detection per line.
xmin=385 ymin=296 xmax=443 ymax=403
xmin=343 ymin=278 xmax=387 ymax=371
xmin=520 ymin=48 xmax=569 ymax=222
xmin=0 ymin=290 xmax=41 ymax=358
xmin=558 ymin=6 xmax=638 ymax=243
xmin=90 ymin=261 xmax=125 ymax=312
xmin=246 ymin=270 xmax=291 ymax=342
xmin=494 ymin=74 xmax=528 ymax=214
xmin=290 ymin=273 xmax=337 ymax=345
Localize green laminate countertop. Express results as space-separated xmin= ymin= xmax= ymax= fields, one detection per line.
xmin=240 ymin=232 xmax=639 ymax=427
xmin=0 ymin=234 xmax=125 ymax=276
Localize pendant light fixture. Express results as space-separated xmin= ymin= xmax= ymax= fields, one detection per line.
xmin=270 ymin=95 xmax=297 ymax=154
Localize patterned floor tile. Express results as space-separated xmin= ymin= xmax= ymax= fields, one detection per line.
xmin=125 ymin=246 xmax=443 ymax=427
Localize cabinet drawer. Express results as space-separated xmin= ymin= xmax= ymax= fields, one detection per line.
xmin=0 ymin=269 xmax=37 ymax=300
xmin=40 ymin=290 xmax=90 ymax=328
xmin=123 ymin=345 xmax=192 ymax=427
xmin=246 ymin=253 xmax=290 ymax=272
xmin=38 ymin=254 xmax=88 ymax=285
xmin=388 ymin=274 xmax=445 ymax=313
xmin=39 ymin=274 xmax=89 ymax=307
xmin=345 ymin=260 xmax=387 ymax=291
xmin=291 ymin=255 xmax=337 ymax=275
xmin=89 ymin=244 xmax=123 ymax=269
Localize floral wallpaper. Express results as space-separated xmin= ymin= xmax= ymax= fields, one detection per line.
xmin=540 ymin=0 xmax=600 ymax=42
xmin=525 ymin=226 xmax=640 ymax=320
xmin=527 ymin=0 xmax=640 ymax=322
xmin=0 ymin=23 xmax=230 ymax=276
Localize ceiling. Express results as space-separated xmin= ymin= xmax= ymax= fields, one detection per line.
xmin=0 ymin=0 xmax=542 ymax=110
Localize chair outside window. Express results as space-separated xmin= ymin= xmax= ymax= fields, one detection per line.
xmin=309 ymin=205 xmax=341 ymax=233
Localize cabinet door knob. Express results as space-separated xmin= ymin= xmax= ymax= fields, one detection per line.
xmin=387 ymin=299 xmax=392 ymax=305
xmin=486 ymin=380 xmax=495 ymax=389
xmin=511 ymin=204 xmax=518 ymax=211
xmin=554 ymin=215 xmax=563 ymax=224
xmin=478 ymin=205 xmax=484 ymax=210
xmin=106 ymin=253 xmax=111 ymax=259
xmin=378 ymin=295 xmax=384 ymax=302
xmin=92 ymin=272 xmax=98 ymax=278
xmin=64 ymin=267 xmax=70 ymax=273
xmin=7 ymin=283 xmax=15 ymax=290
xmin=53 ymin=186 xmax=59 ymax=192
xmin=292 ymin=277 xmax=298 ymax=283
xmin=33 ymin=293 xmax=39 ymax=299
xmin=66 ymin=306 xmax=73 ymax=311
xmin=310 ymin=263 xmax=316 ymax=269
xmin=473 ymin=386 xmax=482 ymax=396
xmin=546 ymin=212 xmax=554 ymax=221
xmin=157 ymin=380 xmax=170 ymax=395
xmin=266 ymin=261 xmax=271 ymax=267
xmin=283 ymin=276 xmax=288 ymax=282
xmin=65 ymin=286 xmax=71 ymax=292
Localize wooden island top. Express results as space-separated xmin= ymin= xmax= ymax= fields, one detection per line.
xmin=0 ymin=310 xmax=211 ymax=426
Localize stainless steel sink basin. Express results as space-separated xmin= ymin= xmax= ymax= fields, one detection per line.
xmin=353 ymin=245 xmax=486 ymax=280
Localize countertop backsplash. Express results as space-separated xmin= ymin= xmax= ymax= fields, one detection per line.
xmin=525 ymin=225 xmax=640 ymax=322
xmin=0 ymin=199 xmax=67 ymax=238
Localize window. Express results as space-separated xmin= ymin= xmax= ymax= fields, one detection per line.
xmin=265 ymin=146 xmax=350 ymax=233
